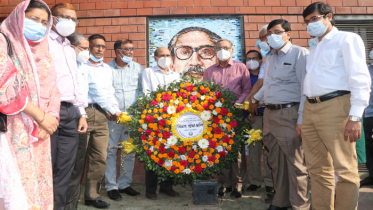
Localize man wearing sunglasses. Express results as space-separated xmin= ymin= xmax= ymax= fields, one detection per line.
xmin=104 ymin=39 xmax=143 ymax=201
xmin=302 ymin=2 xmax=371 ymax=210
xmin=48 ymin=3 xmax=88 ymax=210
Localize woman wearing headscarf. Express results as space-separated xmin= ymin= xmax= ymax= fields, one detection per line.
xmin=0 ymin=0 xmax=60 ymax=209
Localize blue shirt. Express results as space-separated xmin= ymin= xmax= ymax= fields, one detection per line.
xmin=250 ymin=72 xmax=265 ymax=114
xmin=107 ymin=59 xmax=143 ymax=112
xmin=364 ymin=64 xmax=373 ymax=118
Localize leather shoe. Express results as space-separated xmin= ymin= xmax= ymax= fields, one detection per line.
xmin=85 ymin=200 xmax=110 ymax=208
xmin=107 ymin=189 xmax=122 ymax=201
xmin=218 ymin=186 xmax=232 ymax=196
xmin=266 ymin=204 xmax=288 ymax=210
xmin=159 ymin=189 xmax=180 ymax=197
xmin=230 ymin=188 xmax=243 ymax=198
xmin=360 ymin=177 xmax=373 ymax=188
xmin=246 ymin=185 xmax=260 ymax=191
xmin=146 ymin=191 xmax=157 ymax=200
xmin=266 ymin=186 xmax=274 ymax=192
xmin=119 ymin=186 xmax=140 ymax=196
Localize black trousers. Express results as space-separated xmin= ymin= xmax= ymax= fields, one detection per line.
xmin=51 ymin=103 xmax=79 ymax=210
xmin=145 ymin=170 xmax=173 ymax=192
xmin=363 ymin=117 xmax=373 ymax=177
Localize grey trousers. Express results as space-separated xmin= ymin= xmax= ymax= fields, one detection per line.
xmin=105 ymin=121 xmax=135 ymax=191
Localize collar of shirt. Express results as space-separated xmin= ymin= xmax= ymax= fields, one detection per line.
xmin=49 ymin=30 xmax=70 ymax=46
xmin=111 ymin=58 xmax=132 ymax=69
xmin=153 ymin=65 xmax=174 ymax=75
xmin=86 ymin=60 xmax=104 ymax=67
xmin=217 ymin=58 xmax=234 ymax=68
xmin=314 ymin=27 xmax=338 ymax=46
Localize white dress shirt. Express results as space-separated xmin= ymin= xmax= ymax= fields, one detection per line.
xmin=142 ymin=66 xmax=181 ymax=96
xmin=304 ymin=27 xmax=371 ymax=117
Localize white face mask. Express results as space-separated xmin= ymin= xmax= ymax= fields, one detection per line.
xmin=54 ymin=17 xmax=76 ymax=37
xmin=267 ymin=34 xmax=285 ymax=49
xmin=307 ymin=19 xmax=329 ymax=37
xmin=74 ymin=46 xmax=90 ymax=63
xmin=369 ymin=50 xmax=373 ymax=60
xmin=157 ymin=57 xmax=171 ymax=69
xmin=246 ymin=60 xmax=260 ymax=70
xmin=217 ymin=49 xmax=231 ymax=61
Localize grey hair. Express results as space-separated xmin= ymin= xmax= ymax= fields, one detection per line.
xmin=67 ymin=32 xmax=88 ymax=46
xmin=168 ymin=27 xmax=222 ymax=56
xmin=259 ymin=24 xmax=269 ymax=34
xmin=216 ymin=39 xmax=233 ymax=48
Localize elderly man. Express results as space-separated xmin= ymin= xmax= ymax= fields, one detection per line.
xmin=142 ymin=47 xmax=181 ymax=200
xmin=105 ymin=39 xmax=143 ymax=201
xmin=203 ymin=39 xmax=252 ymax=198
xmin=250 ymin=19 xmax=310 ymax=210
xmin=48 ymin=3 xmax=88 ymax=210
xmin=168 ymin=27 xmax=221 ymax=78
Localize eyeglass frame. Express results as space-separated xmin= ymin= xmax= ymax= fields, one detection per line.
xmin=90 ymin=44 xmax=106 ymax=50
xmin=265 ymin=30 xmax=287 ymax=38
xmin=215 ymin=46 xmax=232 ymax=51
xmin=117 ymin=48 xmax=136 ymax=52
xmin=74 ymin=45 xmax=89 ymax=51
xmin=26 ymin=15 xmax=49 ymax=27
xmin=53 ymin=14 xmax=79 ymax=24
xmin=173 ymin=45 xmax=216 ymax=60
xmin=302 ymin=14 xmax=328 ymax=26
xmin=246 ymin=57 xmax=260 ymax=61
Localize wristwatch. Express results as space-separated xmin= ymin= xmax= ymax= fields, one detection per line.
xmin=81 ymin=114 xmax=88 ymax=118
xmin=251 ymin=97 xmax=259 ymax=104
xmin=348 ymin=116 xmax=361 ymax=122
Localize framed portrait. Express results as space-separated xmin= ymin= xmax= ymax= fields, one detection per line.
xmin=147 ymin=16 xmax=245 ymax=78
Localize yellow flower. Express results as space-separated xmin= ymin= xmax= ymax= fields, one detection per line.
xmin=153 ymin=108 xmax=158 ymax=113
xmin=223 ymin=143 xmax=227 ymax=147
xmin=226 ymin=118 xmax=231 ymax=122
xmin=154 ymin=151 xmax=158 ymax=155
xmin=148 ymin=110 xmax=152 ymax=113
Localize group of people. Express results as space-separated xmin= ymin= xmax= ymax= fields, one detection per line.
xmin=0 ymin=0 xmax=372 ymax=210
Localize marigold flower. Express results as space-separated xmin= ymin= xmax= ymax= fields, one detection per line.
xmin=153 ymin=108 xmax=158 ymax=113
xmin=193 ymin=87 xmax=198 ymax=91
xmin=196 ymin=160 xmax=201 ymax=164
xmin=202 ymin=148 xmax=207 ymax=152
xmin=194 ymin=154 xmax=199 ymax=159
xmin=216 ymin=154 xmax=220 ymax=158
xmin=215 ymin=159 xmax=219 ymax=163
xmin=166 ymin=120 xmax=171 ymax=125
xmin=154 ymin=158 xmax=159 ymax=162
xmin=144 ymin=146 xmax=148 ymax=150
xmin=143 ymin=110 xmax=147 ymax=114
xmin=179 ymin=166 xmax=185 ymax=171
xmin=142 ymin=140 xmax=147 ymax=144
xmin=210 ymin=148 xmax=215 ymax=153
xmin=156 ymin=98 xmax=162 ymax=102
xmin=212 ymin=123 xmax=217 ymax=128
xmin=229 ymin=140 xmax=234 ymax=145
xmin=209 ymin=92 xmax=214 ymax=96
xmin=154 ymin=145 xmax=159 ymax=149
xmin=151 ymin=155 xmax=155 ymax=160
xmin=180 ymin=84 xmax=185 ymax=88
xmin=164 ymin=128 xmax=169 ymax=132
xmin=209 ymin=105 xmax=214 ymax=110
xmin=201 ymin=163 xmax=207 ymax=168
xmin=209 ymin=134 xmax=213 ymax=138
xmin=167 ymin=166 xmax=171 ymax=170
xmin=188 ymin=158 xmax=194 ymax=163
xmin=138 ymin=128 xmax=143 ymax=132
xmin=227 ymin=113 xmax=233 ymax=117
xmin=227 ymin=146 xmax=231 ymax=150
xmin=139 ymin=119 xmax=144 ymax=124
xmin=148 ymin=141 xmax=154 ymax=146
xmin=209 ymin=161 xmax=213 ymax=166
xmin=219 ymin=120 xmax=224 ymax=124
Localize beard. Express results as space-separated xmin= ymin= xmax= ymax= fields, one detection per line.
xmin=181 ymin=66 xmax=205 ymax=79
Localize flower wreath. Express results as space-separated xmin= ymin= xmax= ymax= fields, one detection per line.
xmin=127 ymin=79 xmax=249 ymax=184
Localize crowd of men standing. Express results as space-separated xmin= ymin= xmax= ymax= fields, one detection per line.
xmin=1 ymin=0 xmax=373 ymax=210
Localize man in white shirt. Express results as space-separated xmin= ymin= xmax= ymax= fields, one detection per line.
xmin=302 ymin=2 xmax=371 ymax=210
xmin=142 ymin=47 xmax=181 ymax=200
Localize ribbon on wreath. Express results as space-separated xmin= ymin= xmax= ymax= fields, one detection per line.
xmin=244 ymin=129 xmax=263 ymax=147
xmin=117 ymin=112 xmax=132 ymax=126
xmin=235 ymin=101 xmax=250 ymax=111
xmin=120 ymin=137 xmax=136 ymax=174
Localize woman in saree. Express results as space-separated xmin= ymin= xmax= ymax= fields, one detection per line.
xmin=0 ymin=0 xmax=60 ymax=209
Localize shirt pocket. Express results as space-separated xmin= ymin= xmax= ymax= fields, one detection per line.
xmin=319 ymin=49 xmax=343 ymax=68
xmin=276 ymin=63 xmax=294 ymax=81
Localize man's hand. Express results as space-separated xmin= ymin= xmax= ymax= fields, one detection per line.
xmin=249 ymin=102 xmax=259 ymax=116
xmin=78 ymin=117 xmax=88 ymax=134
xmin=107 ymin=113 xmax=116 ymax=121
xmin=344 ymin=120 xmax=361 ymax=142
xmin=296 ymin=124 xmax=302 ymax=138
xmin=247 ymin=115 xmax=256 ymax=123
xmin=38 ymin=127 xmax=50 ymax=140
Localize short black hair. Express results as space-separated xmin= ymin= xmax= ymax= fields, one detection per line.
xmin=25 ymin=0 xmax=51 ymax=19
xmin=154 ymin=48 xmax=159 ymax=57
xmin=303 ymin=2 xmax=335 ymax=26
xmin=88 ymin=34 xmax=106 ymax=42
xmin=246 ymin=50 xmax=262 ymax=61
xmin=114 ymin=39 xmax=133 ymax=51
xmin=267 ymin=19 xmax=291 ymax=32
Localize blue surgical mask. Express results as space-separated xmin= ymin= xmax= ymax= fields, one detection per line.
xmin=24 ymin=18 xmax=46 ymax=41
xmin=309 ymin=37 xmax=318 ymax=49
xmin=255 ymin=39 xmax=260 ymax=48
xmin=267 ymin=34 xmax=285 ymax=49
xmin=261 ymin=49 xmax=270 ymax=58
xmin=89 ymin=54 xmax=103 ymax=62
xmin=119 ymin=51 xmax=132 ymax=63
xmin=259 ymin=41 xmax=271 ymax=52
xmin=307 ymin=19 xmax=329 ymax=37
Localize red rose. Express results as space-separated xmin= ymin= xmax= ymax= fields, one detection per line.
xmin=158 ymin=119 xmax=166 ymax=126
xmin=203 ymin=104 xmax=209 ymax=110
xmin=154 ymin=129 xmax=161 ymax=135
xmin=195 ymin=164 xmax=203 ymax=173
xmin=145 ymin=115 xmax=154 ymax=123
xmin=158 ymin=159 xmax=164 ymax=166
xmin=213 ymin=127 xmax=222 ymax=134
xmin=213 ymin=117 xmax=220 ymax=124
xmin=159 ymin=145 xmax=166 ymax=153
xmin=179 ymin=146 xmax=186 ymax=154
xmin=208 ymin=99 xmax=215 ymax=104
xmin=151 ymin=100 xmax=158 ymax=106
xmin=167 ymin=151 xmax=175 ymax=158
xmin=190 ymin=95 xmax=197 ymax=103
xmin=176 ymin=106 xmax=184 ymax=112
xmin=180 ymin=160 xmax=188 ymax=167
xmin=186 ymin=85 xmax=194 ymax=91
xmin=188 ymin=151 xmax=195 ymax=158
xmin=209 ymin=140 xmax=216 ymax=148
xmin=147 ymin=150 xmax=152 ymax=155
xmin=208 ymin=156 xmax=216 ymax=162
xmin=145 ymin=129 xmax=152 ymax=135
xmin=176 ymin=92 xmax=182 ymax=97
xmin=219 ymin=151 xmax=226 ymax=158
xmin=200 ymin=89 xmax=206 ymax=94
xmin=152 ymin=138 xmax=157 ymax=145
xmin=163 ymin=106 xmax=168 ymax=113
xmin=223 ymin=135 xmax=230 ymax=143
xmin=216 ymin=92 xmax=221 ymax=98
xmin=171 ymin=166 xmax=177 ymax=171
xmin=141 ymin=135 xmax=146 ymax=140
xmin=229 ymin=121 xmax=237 ymax=128
xmin=182 ymin=93 xmax=187 ymax=98
xmin=162 ymin=94 xmax=171 ymax=101
xmin=220 ymin=108 xmax=228 ymax=115
xmin=162 ymin=131 xmax=171 ymax=139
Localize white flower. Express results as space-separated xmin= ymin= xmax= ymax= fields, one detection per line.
xmin=216 ymin=146 xmax=223 ymax=152
xmin=165 ymin=144 xmax=170 ymax=149
xmin=167 ymin=135 xmax=178 ymax=146
xmin=180 ymin=155 xmax=187 ymax=160
xmin=165 ymin=160 xmax=172 ymax=167
xmin=202 ymin=155 xmax=208 ymax=162
xmin=222 ymin=123 xmax=227 ymax=128
xmin=186 ymin=103 xmax=192 ymax=109
xmin=191 ymin=91 xmax=198 ymax=95
xmin=212 ymin=110 xmax=218 ymax=116
xmin=158 ymin=102 xmax=164 ymax=108
xmin=200 ymin=110 xmax=211 ymax=121
xmin=141 ymin=124 xmax=148 ymax=129
xmin=167 ymin=106 xmax=176 ymax=114
xmin=174 ymin=99 xmax=179 ymax=104
xmin=157 ymin=117 xmax=162 ymax=121
xmin=183 ymin=168 xmax=191 ymax=174
xmin=200 ymin=95 xmax=205 ymax=100
xmin=150 ymin=146 xmax=154 ymax=152
xmin=215 ymin=101 xmax=222 ymax=107
xmin=198 ymin=139 xmax=209 ymax=149
xmin=192 ymin=145 xmax=197 ymax=150
xmin=173 ymin=88 xmax=179 ymax=91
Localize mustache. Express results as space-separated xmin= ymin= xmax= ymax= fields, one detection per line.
xmin=182 ymin=66 xmax=205 ymax=74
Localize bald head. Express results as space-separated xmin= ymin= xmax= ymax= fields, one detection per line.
xmin=154 ymin=47 xmax=170 ymax=57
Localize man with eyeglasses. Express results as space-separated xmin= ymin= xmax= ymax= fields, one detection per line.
xmin=203 ymin=39 xmax=252 ymax=198
xmin=249 ymin=19 xmax=310 ymax=210
xmin=301 ymin=2 xmax=371 ymax=210
xmin=168 ymin=27 xmax=221 ymax=78
xmin=104 ymin=39 xmax=143 ymax=201
xmin=48 ymin=3 xmax=87 ymax=210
